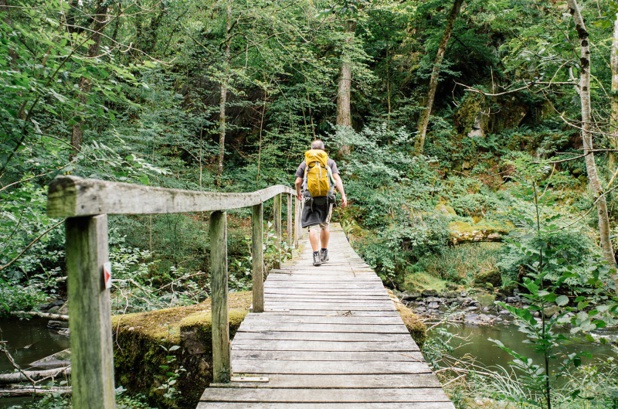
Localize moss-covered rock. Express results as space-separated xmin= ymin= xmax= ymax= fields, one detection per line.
xmin=448 ymin=219 xmax=514 ymax=245
xmin=388 ymin=290 xmax=427 ymax=348
xmin=474 ymin=268 xmax=502 ymax=289
xmin=112 ymin=291 xmax=252 ymax=409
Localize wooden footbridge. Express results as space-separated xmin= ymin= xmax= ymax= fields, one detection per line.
xmin=200 ymin=224 xmax=454 ymax=408
xmin=46 ymin=177 xmax=453 ymax=409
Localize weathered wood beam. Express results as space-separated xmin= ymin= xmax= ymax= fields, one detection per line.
xmin=272 ymin=194 xmax=282 ymax=269
xmin=286 ymin=194 xmax=293 ymax=248
xmin=210 ymin=211 xmax=231 ymax=383
xmin=252 ymin=203 xmax=264 ymax=313
xmin=0 ymin=367 xmax=71 ymax=384
xmin=65 ymin=215 xmax=115 ymax=409
xmin=0 ymin=387 xmax=72 ymax=397
xmin=47 ymin=176 xmax=294 ymax=217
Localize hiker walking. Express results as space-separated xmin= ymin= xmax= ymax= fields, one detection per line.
xmin=295 ymin=140 xmax=348 ymax=266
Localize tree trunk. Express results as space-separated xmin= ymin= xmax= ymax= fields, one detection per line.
xmin=217 ymin=0 xmax=232 ymax=186
xmin=336 ymin=19 xmax=356 ymax=155
xmin=414 ymin=0 xmax=464 ymax=155
xmin=567 ymin=0 xmax=616 ymax=267
xmin=70 ymin=1 xmax=108 ymax=159
xmin=609 ymin=13 xmax=618 ymax=171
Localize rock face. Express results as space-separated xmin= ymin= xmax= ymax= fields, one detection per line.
xmin=111 ymin=292 xmax=253 ymax=409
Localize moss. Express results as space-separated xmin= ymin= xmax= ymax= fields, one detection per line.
xmin=388 ymin=290 xmax=427 ymax=348
xmin=112 ymin=291 xmax=252 ymax=409
xmin=402 ymin=271 xmax=448 ymax=294
xmin=448 ymin=219 xmax=514 ymax=244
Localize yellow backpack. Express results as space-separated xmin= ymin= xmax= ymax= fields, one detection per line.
xmin=303 ymin=149 xmax=334 ymax=198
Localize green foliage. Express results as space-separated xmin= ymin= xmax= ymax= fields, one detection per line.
xmin=413 ymin=242 xmax=502 ymax=285
xmin=490 ymin=183 xmax=618 ymax=408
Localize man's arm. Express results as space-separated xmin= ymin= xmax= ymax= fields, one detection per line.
xmin=333 ymin=173 xmax=347 ymax=207
xmin=295 ymin=177 xmax=303 ymax=200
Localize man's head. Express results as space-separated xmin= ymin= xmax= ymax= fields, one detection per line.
xmin=311 ymin=140 xmax=325 ymax=150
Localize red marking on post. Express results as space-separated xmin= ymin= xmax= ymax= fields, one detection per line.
xmin=103 ymin=262 xmax=112 ymax=289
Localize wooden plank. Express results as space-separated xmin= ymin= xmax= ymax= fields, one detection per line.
xmin=232 ymin=350 xmax=425 ymax=362
xmin=263 ymin=303 xmax=396 ymax=311
xmin=237 ymin=323 xmax=409 ymax=334
xmin=202 ymin=387 xmax=450 ymax=402
xmin=263 ymin=295 xmax=391 ymax=302
xmin=47 ymin=176 xmax=294 ymax=217
xmin=217 ymin=374 xmax=440 ymax=389
xmin=252 ymin=203 xmax=264 ymax=313
xmin=231 ymin=339 xmax=419 ymax=352
xmin=242 ymin=313 xmax=405 ymax=325
xmin=210 ymin=211 xmax=231 ymax=383
xmin=230 ymin=331 xmax=413 ymax=343
xmin=261 ymin=310 xmax=402 ymax=317
xmin=65 ymin=215 xmax=115 ymax=409
xmin=231 ymin=360 xmax=432 ymax=375
xmin=198 ymin=402 xmax=455 ymax=409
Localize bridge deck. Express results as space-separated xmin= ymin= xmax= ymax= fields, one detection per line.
xmin=198 ymin=224 xmax=454 ymax=408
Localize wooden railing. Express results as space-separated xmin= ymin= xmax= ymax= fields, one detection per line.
xmin=47 ymin=176 xmax=299 ymax=409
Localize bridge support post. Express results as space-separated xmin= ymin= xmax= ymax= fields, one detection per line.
xmin=273 ymin=194 xmax=282 ymax=269
xmin=65 ymin=215 xmax=115 ymax=409
xmin=210 ymin=210 xmax=231 ymax=383
xmin=252 ymin=203 xmax=264 ymax=313
xmin=286 ymin=194 xmax=293 ymax=248
xmin=294 ymin=197 xmax=301 ymax=248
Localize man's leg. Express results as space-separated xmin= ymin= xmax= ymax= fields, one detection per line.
xmin=309 ymin=226 xmax=320 ymax=252
xmin=320 ymin=226 xmax=330 ymax=249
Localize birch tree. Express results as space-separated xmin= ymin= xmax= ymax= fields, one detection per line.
xmin=567 ymin=0 xmax=616 ymax=267
xmin=216 ymin=0 xmax=232 ymax=185
xmin=610 ymin=12 xmax=618 ymax=171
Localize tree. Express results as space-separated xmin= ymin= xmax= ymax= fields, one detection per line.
xmin=71 ymin=0 xmax=109 ymax=158
xmin=567 ymin=0 xmax=616 ymax=268
xmin=414 ymin=0 xmax=464 ymax=155
xmin=336 ymin=18 xmax=356 ymax=129
xmin=610 ymin=11 xmax=618 ymax=171
xmin=217 ymin=0 xmax=232 ymax=185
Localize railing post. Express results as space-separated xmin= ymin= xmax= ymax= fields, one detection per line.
xmin=286 ymin=194 xmax=293 ymax=248
xmin=65 ymin=215 xmax=115 ymax=409
xmin=252 ymin=203 xmax=264 ymax=313
xmin=294 ymin=197 xmax=301 ymax=248
xmin=273 ymin=194 xmax=282 ymax=269
xmin=210 ymin=210 xmax=231 ymax=383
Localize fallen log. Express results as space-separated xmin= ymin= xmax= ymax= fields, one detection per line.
xmin=0 ymin=367 xmax=71 ymax=384
xmin=10 ymin=311 xmax=69 ymax=321
xmin=0 ymin=386 xmax=72 ymax=397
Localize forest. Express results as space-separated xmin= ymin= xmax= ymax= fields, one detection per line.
xmin=1 ymin=0 xmax=618 ymax=407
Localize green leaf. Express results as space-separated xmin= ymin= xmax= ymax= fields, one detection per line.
xmin=555 ymin=295 xmax=569 ymax=306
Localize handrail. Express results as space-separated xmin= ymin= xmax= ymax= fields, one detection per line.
xmin=48 ymin=175 xmax=295 ymax=216
xmin=46 ymin=176 xmax=300 ymax=409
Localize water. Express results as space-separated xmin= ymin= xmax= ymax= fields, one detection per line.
xmin=434 ymin=322 xmax=618 ymax=370
xmin=0 ymin=318 xmax=70 ymax=408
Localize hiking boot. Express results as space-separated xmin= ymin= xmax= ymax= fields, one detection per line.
xmin=313 ymin=252 xmax=322 ymax=266
xmin=320 ymin=248 xmax=329 ymax=263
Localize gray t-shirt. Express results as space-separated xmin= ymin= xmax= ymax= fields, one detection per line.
xmin=295 ymin=158 xmax=339 ymax=179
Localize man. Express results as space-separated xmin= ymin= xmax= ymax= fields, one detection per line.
xmin=295 ymin=140 xmax=348 ymax=266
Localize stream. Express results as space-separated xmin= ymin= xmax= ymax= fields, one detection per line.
xmin=433 ymin=323 xmax=618 ymax=370
xmin=0 ymin=318 xmax=70 ymax=409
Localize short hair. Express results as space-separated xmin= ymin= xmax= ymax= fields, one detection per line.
xmin=311 ymin=140 xmax=325 ymax=150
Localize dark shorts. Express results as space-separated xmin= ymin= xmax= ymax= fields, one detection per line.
xmin=301 ymin=197 xmax=333 ymax=229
